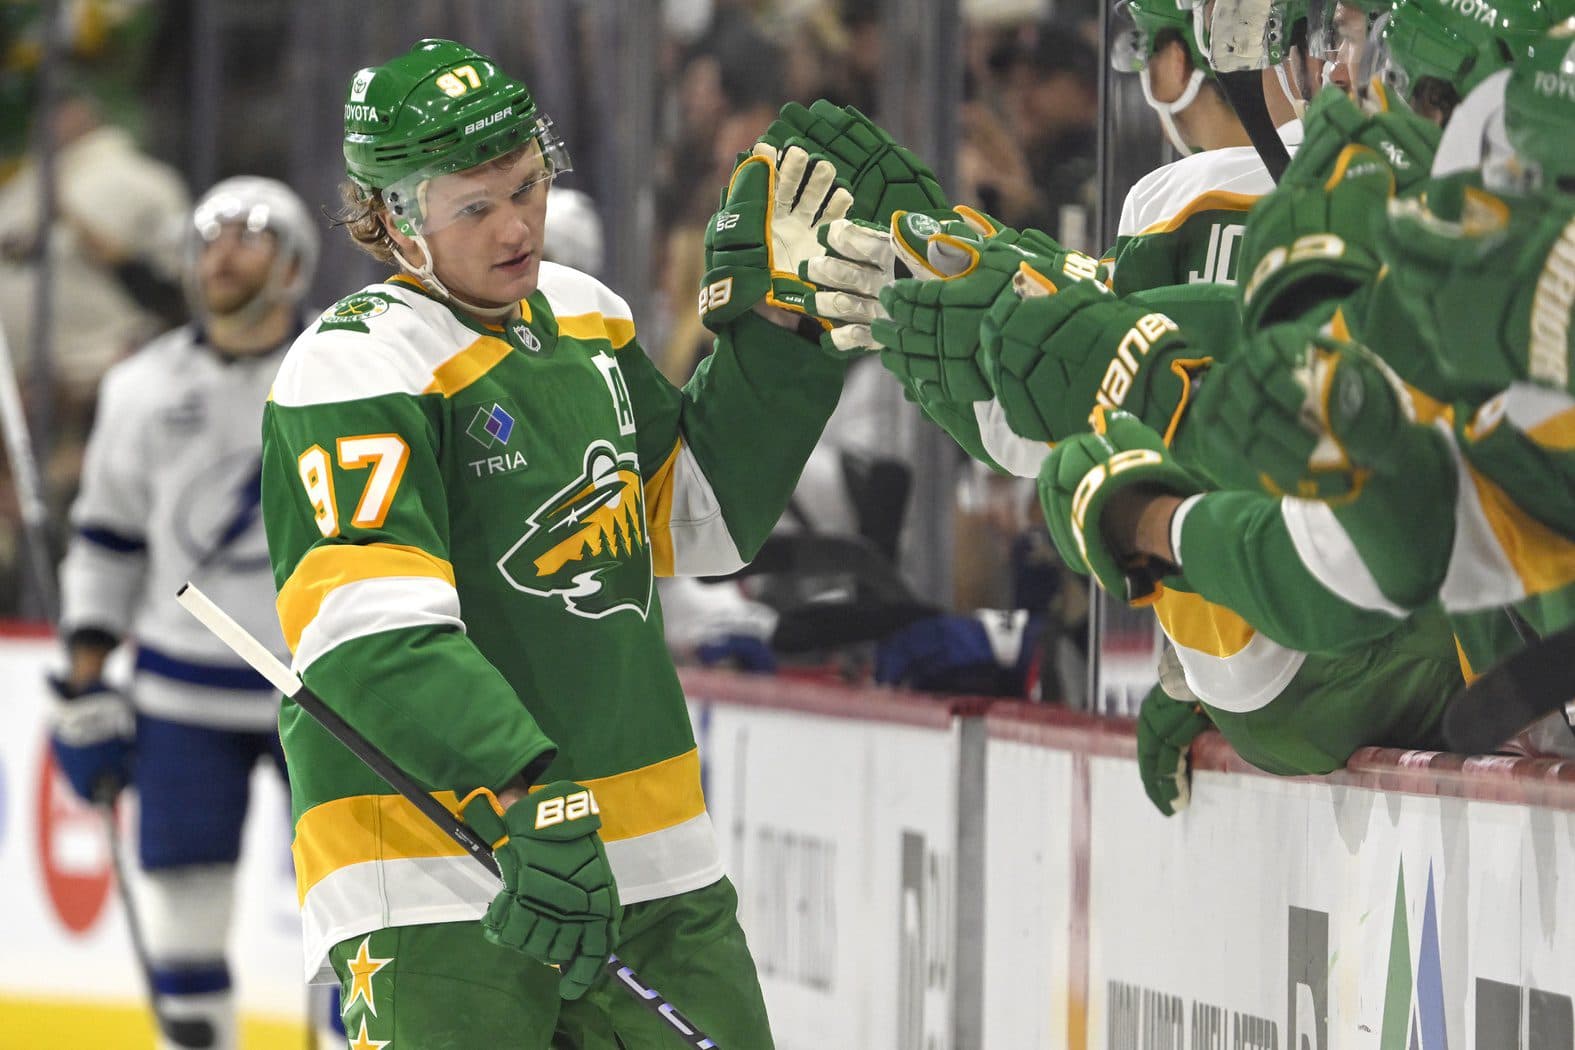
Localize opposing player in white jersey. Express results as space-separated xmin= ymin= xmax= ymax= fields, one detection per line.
xmin=46 ymin=176 xmax=318 ymax=1049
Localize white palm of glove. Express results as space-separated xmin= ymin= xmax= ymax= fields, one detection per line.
xmin=755 ymin=141 xmax=854 ymax=283
xmin=800 ymin=207 xmax=999 ymax=352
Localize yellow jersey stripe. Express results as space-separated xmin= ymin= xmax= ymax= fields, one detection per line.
xmin=424 ymin=335 xmax=513 ymax=397
xmin=559 ymin=312 xmax=637 ymax=349
xmin=1151 ymin=586 xmax=1256 ymax=658
xmin=643 ymin=441 xmax=682 ymax=577
xmin=277 ymin=542 xmax=455 ymax=652
xmin=1137 ymin=191 xmax=1260 ymax=238
xmin=291 ymin=748 xmax=709 ymax=901
xmin=1462 ymin=462 xmax=1575 ymax=596
xmin=1526 ymin=405 xmax=1575 ymax=451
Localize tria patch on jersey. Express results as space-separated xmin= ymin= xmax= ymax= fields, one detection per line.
xmin=317 ymin=291 xmax=405 ymax=334
xmin=496 ymin=439 xmax=653 ymax=620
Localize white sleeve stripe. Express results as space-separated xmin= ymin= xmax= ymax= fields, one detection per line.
xmin=1439 ymin=435 xmax=1527 ymax=610
xmin=1168 ymin=632 xmax=1307 ymax=713
xmin=292 ymin=576 xmax=465 ymax=674
xmin=1281 ymin=497 xmax=1411 ymax=617
xmin=1169 ymin=493 xmax=1205 ymax=568
xmin=666 ymin=443 xmax=745 ymax=576
xmin=973 ymin=400 xmax=1052 ymax=479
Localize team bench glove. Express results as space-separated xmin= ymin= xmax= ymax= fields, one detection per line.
xmin=1136 ymin=682 xmax=1212 ymax=816
xmin=1037 ymin=409 xmax=1202 ymax=604
xmin=1377 ymin=187 xmax=1575 ymax=401
xmin=1236 ymin=85 xmax=1437 ymax=330
xmin=47 ymin=674 xmax=135 ymax=802
xmin=982 ymin=261 xmax=1203 ymax=442
xmin=460 ymin=781 xmax=621 ymax=1000
xmin=758 ymin=99 xmax=949 ymax=223
xmin=1186 ymin=322 xmax=1407 ymax=499
xmin=699 ymin=142 xmax=853 ymax=336
xmin=870 ymin=211 xmax=1065 ymax=402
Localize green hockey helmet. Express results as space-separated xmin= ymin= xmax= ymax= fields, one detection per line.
xmin=1501 ymin=18 xmax=1575 ymax=190
xmin=1380 ymin=0 xmax=1552 ymax=102
xmin=342 ymin=38 xmax=572 ymax=237
xmin=1112 ymin=0 xmax=1212 ymax=74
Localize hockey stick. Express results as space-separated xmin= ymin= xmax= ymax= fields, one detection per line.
xmin=174 ymin=583 xmax=722 ymax=1050
xmin=0 ymin=311 xmax=59 ymax=621
xmin=1441 ymin=624 xmax=1575 ymax=755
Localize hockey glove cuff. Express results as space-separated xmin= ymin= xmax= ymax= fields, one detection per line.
xmin=1037 ymin=409 xmax=1202 ymax=604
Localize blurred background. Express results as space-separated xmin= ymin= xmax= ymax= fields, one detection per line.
xmin=0 ymin=0 xmax=1174 ymax=714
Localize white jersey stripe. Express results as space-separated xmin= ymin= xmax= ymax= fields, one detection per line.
xmin=292 ymin=575 xmax=465 ymax=675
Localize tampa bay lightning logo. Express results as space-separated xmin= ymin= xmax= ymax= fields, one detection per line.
xmin=173 ymin=448 xmax=271 ymax=572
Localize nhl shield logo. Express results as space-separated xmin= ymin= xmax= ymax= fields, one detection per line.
xmin=496 ymin=440 xmax=652 ymax=619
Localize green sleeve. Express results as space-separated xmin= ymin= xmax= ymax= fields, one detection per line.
xmin=617 ymin=310 xmax=849 ymax=560
xmin=262 ymin=393 xmax=555 ymax=794
xmin=1173 ymin=490 xmax=1411 ymax=653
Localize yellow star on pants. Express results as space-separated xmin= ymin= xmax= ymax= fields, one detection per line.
xmin=348 ymin=1016 xmax=391 ymax=1050
xmin=344 ymin=935 xmax=394 ymax=1016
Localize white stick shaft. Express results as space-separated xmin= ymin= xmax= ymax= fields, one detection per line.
xmin=175 ymin=583 xmax=302 ymax=695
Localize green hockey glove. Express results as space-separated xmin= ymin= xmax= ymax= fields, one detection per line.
xmin=1136 ymin=682 xmax=1212 ymax=816
xmin=1236 ymin=142 xmax=1394 ymax=330
xmin=1378 ymin=187 xmax=1575 ymax=401
xmin=1037 ymin=409 xmax=1203 ymax=604
xmin=1291 ymin=84 xmax=1440 ymax=195
xmin=871 ymin=213 xmax=1059 ymax=402
xmin=461 ymin=782 xmax=621 ymax=1000
xmin=699 ymin=142 xmax=853 ymax=334
xmin=981 ymin=262 xmax=1204 ymax=442
xmin=1186 ymin=323 xmax=1407 ymax=499
xmin=758 ymin=99 xmax=949 ymax=222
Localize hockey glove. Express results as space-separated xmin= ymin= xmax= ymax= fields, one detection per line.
xmin=758 ymin=100 xmax=950 ymax=223
xmin=1377 ymin=186 xmax=1575 ymax=401
xmin=460 ymin=781 xmax=621 ymax=1000
xmin=796 ymin=208 xmax=974 ymax=354
xmin=872 ymin=211 xmax=1068 ymax=402
xmin=1186 ymin=322 xmax=1406 ymax=499
xmin=1037 ymin=409 xmax=1203 ymax=604
xmin=981 ymin=262 xmax=1204 ymax=442
xmin=699 ymin=143 xmax=853 ymax=337
xmin=1136 ymin=682 xmax=1212 ymax=816
xmin=47 ymin=674 xmax=135 ymax=802
xmin=1294 ymin=84 xmax=1439 ymax=196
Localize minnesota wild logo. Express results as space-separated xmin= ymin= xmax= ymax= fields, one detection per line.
xmin=497 ymin=439 xmax=652 ymax=619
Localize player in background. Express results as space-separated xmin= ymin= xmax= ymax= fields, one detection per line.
xmin=260 ymin=39 xmax=854 ymax=1047
xmin=46 ymin=176 xmax=318 ymax=1050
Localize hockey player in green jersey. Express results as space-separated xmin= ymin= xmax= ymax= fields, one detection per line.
xmin=261 ymin=39 xmax=854 ymax=1048
xmin=759 ymin=2 xmax=1482 ymax=812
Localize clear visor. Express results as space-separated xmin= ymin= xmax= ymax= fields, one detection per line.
xmin=1361 ymin=13 xmax=1402 ymax=101
xmin=384 ymin=114 xmax=573 ymax=237
xmin=1110 ymin=2 xmax=1150 ymax=73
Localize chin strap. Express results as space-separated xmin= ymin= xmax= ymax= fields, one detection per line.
xmin=392 ymin=236 xmax=520 ymax=321
xmin=1140 ymin=67 xmax=1207 ymax=156
xmin=1273 ymin=61 xmax=1308 ymax=119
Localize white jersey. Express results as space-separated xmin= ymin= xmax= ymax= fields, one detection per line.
xmin=60 ymin=324 xmax=295 ymax=731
